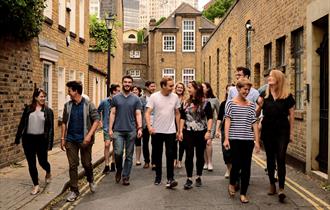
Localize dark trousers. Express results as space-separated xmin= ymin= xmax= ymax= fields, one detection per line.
xmin=152 ymin=133 xmax=176 ymax=180
xmin=183 ymin=130 xmax=206 ymax=177
xmin=221 ymin=130 xmax=232 ymax=164
xmin=173 ymin=140 xmax=185 ymax=161
xmin=229 ymin=140 xmax=254 ymax=196
xmin=263 ymin=135 xmax=289 ymax=189
xmin=66 ymin=141 xmax=93 ymax=193
xmin=22 ymin=134 xmax=51 ymax=186
xmin=142 ymin=128 xmax=151 ymax=163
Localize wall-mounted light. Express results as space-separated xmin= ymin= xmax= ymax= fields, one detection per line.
xmin=246 ymin=22 xmax=254 ymax=31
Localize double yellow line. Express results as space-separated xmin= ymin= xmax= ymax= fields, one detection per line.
xmin=252 ymin=155 xmax=330 ymax=210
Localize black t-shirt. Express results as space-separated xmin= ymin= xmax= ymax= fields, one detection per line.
xmin=218 ymin=100 xmax=226 ymax=131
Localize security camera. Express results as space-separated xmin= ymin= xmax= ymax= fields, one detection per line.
xmin=246 ymin=23 xmax=252 ymax=30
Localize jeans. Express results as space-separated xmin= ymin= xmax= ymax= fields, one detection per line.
xmin=152 ymin=133 xmax=176 ymax=181
xmin=229 ymin=140 xmax=254 ymax=196
xmin=113 ymin=131 xmax=136 ymax=178
xmin=183 ymin=130 xmax=206 ymax=177
xmin=66 ymin=141 xmax=93 ymax=193
xmin=22 ymin=134 xmax=51 ymax=186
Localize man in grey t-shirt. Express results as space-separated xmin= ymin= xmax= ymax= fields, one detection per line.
xmin=109 ymin=76 xmax=142 ymax=186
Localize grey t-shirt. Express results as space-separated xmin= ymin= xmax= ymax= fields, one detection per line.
xmin=27 ymin=110 xmax=45 ymax=134
xmin=227 ymin=86 xmax=260 ymax=103
xmin=112 ymin=92 xmax=142 ymax=132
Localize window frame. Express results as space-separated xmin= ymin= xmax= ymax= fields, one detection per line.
xmin=162 ymin=68 xmax=176 ymax=83
xmin=182 ymin=19 xmax=195 ymax=52
xmin=292 ymin=28 xmax=304 ymax=110
xmin=44 ymin=0 xmax=52 ymax=19
xmin=163 ymin=35 xmax=176 ymax=52
xmin=202 ymin=35 xmax=209 ymax=47
xmin=58 ymin=67 xmax=65 ymax=120
xmin=43 ymin=62 xmax=53 ymax=108
xmin=127 ymin=69 xmax=141 ymax=78
xmin=182 ymin=68 xmax=195 ymax=87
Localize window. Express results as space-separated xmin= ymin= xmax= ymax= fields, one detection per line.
xmin=58 ymin=0 xmax=65 ymax=27
xmin=130 ymin=50 xmax=141 ymax=58
xmin=128 ymin=34 xmax=136 ymax=39
xmin=70 ymin=0 xmax=76 ymax=33
xmin=292 ymin=28 xmax=304 ymax=110
xmin=79 ymin=0 xmax=85 ymax=38
xmin=276 ymin=36 xmax=286 ymax=69
xmin=44 ymin=0 xmax=52 ymax=19
xmin=182 ymin=68 xmax=195 ymax=86
xmin=43 ymin=62 xmax=52 ymax=108
xmin=127 ymin=70 xmax=141 ymax=78
xmin=202 ymin=35 xmax=209 ymax=47
xmin=182 ymin=20 xmax=195 ymax=52
xmin=58 ymin=67 xmax=65 ymax=119
xmin=162 ymin=68 xmax=175 ymax=83
xmin=163 ymin=35 xmax=175 ymax=52
xmin=69 ymin=70 xmax=76 ymax=81
xmin=78 ymin=72 xmax=84 ymax=88
xmin=264 ymin=43 xmax=272 ymax=74
xmin=89 ymin=0 xmax=100 ymax=19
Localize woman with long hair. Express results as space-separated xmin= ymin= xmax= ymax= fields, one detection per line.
xmin=15 ymin=88 xmax=54 ymax=195
xmin=178 ymin=81 xmax=213 ymax=189
xmin=216 ymin=84 xmax=234 ymax=178
xmin=202 ymin=82 xmax=220 ymax=171
xmin=173 ymin=82 xmax=185 ymax=168
xmin=132 ymin=85 xmax=143 ymax=166
xmin=224 ymin=78 xmax=260 ymax=203
xmin=257 ymin=69 xmax=295 ymax=203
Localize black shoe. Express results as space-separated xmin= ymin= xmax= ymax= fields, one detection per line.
xmin=195 ymin=177 xmax=202 ymax=187
xmin=278 ymin=191 xmax=286 ymax=203
xmin=165 ymin=179 xmax=178 ymax=189
xmin=110 ymin=163 xmax=116 ymax=172
xmin=151 ymin=164 xmax=156 ymax=171
xmin=115 ymin=170 xmax=121 ymax=183
xmin=184 ymin=179 xmax=193 ymax=190
xmin=102 ymin=166 xmax=110 ymax=174
xmin=122 ymin=177 xmax=130 ymax=186
xmin=154 ymin=177 xmax=161 ymax=185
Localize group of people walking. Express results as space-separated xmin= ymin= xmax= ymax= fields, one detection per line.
xmin=15 ymin=66 xmax=295 ymax=204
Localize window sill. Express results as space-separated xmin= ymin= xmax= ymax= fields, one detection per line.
xmin=79 ymin=37 xmax=85 ymax=44
xmin=70 ymin=32 xmax=77 ymax=39
xmin=44 ymin=17 xmax=53 ymax=26
xmin=58 ymin=25 xmax=66 ymax=33
xmin=294 ymin=110 xmax=305 ymax=120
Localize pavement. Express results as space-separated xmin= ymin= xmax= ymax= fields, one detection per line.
xmin=0 ymin=131 xmax=105 ymax=210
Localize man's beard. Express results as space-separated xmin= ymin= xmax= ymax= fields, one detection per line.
xmin=123 ymin=86 xmax=131 ymax=93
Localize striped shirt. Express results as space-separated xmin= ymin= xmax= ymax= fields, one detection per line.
xmin=225 ymin=100 xmax=256 ymax=141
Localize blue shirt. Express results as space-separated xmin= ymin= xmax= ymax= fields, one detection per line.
xmin=66 ymin=98 xmax=84 ymax=142
xmin=112 ymin=93 xmax=142 ymax=132
xmin=98 ymin=97 xmax=111 ymax=132
xmin=227 ymin=86 xmax=260 ymax=103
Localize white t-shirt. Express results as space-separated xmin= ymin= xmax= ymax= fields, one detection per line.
xmin=146 ymin=91 xmax=180 ymax=134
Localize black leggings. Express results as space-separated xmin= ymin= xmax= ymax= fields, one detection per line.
xmin=263 ymin=136 xmax=289 ymax=189
xmin=183 ymin=130 xmax=206 ymax=177
xmin=22 ymin=134 xmax=51 ymax=186
xmin=229 ymin=140 xmax=254 ymax=196
xmin=173 ymin=139 xmax=185 ymax=161
xmin=142 ymin=128 xmax=151 ymax=163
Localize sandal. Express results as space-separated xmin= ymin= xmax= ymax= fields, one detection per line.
xmin=30 ymin=185 xmax=40 ymax=195
xmin=240 ymin=195 xmax=249 ymax=203
xmin=267 ymin=184 xmax=276 ymax=195
xmin=228 ymin=185 xmax=236 ymax=196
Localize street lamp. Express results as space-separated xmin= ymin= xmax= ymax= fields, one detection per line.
xmin=105 ymin=14 xmax=115 ymax=97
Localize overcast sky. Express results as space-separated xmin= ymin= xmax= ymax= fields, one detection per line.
xmin=198 ymin=0 xmax=210 ymax=10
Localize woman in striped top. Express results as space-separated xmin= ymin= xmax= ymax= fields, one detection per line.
xmin=223 ymin=78 xmax=260 ymax=203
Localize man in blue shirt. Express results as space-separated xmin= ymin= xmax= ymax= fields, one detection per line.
xmin=98 ymin=84 xmax=120 ymax=174
xmin=109 ymin=75 xmax=142 ymax=186
xmin=61 ymin=81 xmax=100 ymax=202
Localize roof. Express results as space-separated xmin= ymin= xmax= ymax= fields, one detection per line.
xmin=157 ymin=2 xmax=215 ymax=30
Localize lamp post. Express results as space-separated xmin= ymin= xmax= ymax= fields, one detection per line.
xmin=105 ymin=14 xmax=115 ymax=97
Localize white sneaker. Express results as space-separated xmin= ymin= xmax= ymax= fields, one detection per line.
xmin=66 ymin=191 xmax=78 ymax=202
xmin=203 ymin=164 xmax=208 ymax=170
xmin=89 ymin=182 xmax=96 ymax=193
xmin=224 ymin=170 xmax=230 ymax=178
xmin=30 ymin=185 xmax=40 ymax=195
xmin=207 ymin=163 xmax=213 ymax=171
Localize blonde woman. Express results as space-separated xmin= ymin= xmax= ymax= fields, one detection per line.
xmin=257 ymin=69 xmax=295 ymax=203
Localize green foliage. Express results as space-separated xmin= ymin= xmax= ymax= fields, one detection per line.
xmin=156 ymin=17 xmax=166 ymax=26
xmin=137 ymin=30 xmax=144 ymax=44
xmin=202 ymin=0 xmax=234 ymax=21
xmin=0 ymin=0 xmax=45 ymax=40
xmin=89 ymin=15 xmax=119 ymax=52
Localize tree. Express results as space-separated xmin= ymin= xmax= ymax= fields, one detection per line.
xmin=0 ymin=0 xmax=45 ymax=40
xmin=137 ymin=30 xmax=144 ymax=44
xmin=202 ymin=0 xmax=234 ymax=22
xmin=156 ymin=17 xmax=166 ymax=26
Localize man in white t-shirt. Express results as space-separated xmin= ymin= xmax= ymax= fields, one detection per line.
xmin=145 ymin=77 xmax=180 ymax=188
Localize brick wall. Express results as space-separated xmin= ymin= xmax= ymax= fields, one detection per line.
xmin=202 ymin=0 xmax=315 ymax=162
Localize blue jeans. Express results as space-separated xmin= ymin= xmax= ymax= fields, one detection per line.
xmin=113 ymin=131 xmax=136 ymax=178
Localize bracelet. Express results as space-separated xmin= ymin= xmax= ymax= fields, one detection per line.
xmin=207 ymin=130 xmax=211 ymax=133
xmin=137 ymin=127 xmax=142 ymax=130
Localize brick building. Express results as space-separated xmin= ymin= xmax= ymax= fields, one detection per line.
xmin=148 ymin=2 xmax=215 ymax=87
xmin=0 ymin=0 xmax=90 ymax=167
xmin=202 ymin=0 xmax=330 ymax=180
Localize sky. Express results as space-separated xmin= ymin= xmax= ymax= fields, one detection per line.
xmin=198 ymin=0 xmax=210 ymax=10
